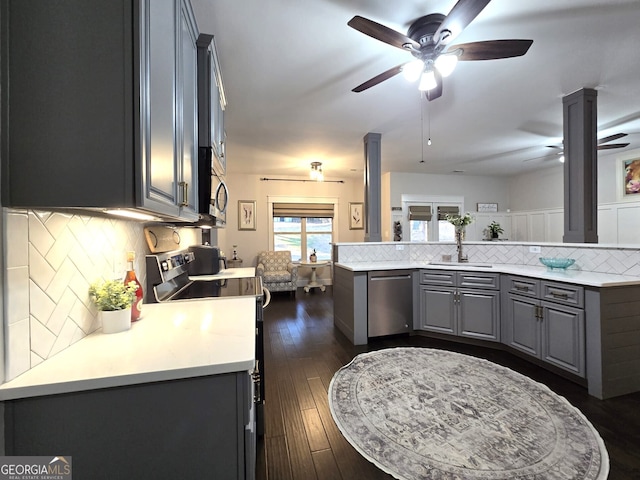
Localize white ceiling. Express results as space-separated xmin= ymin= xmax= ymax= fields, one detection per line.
xmin=191 ymin=0 xmax=640 ymax=180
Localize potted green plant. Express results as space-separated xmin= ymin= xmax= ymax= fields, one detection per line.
xmin=487 ymin=221 xmax=504 ymax=239
xmin=89 ymin=279 xmax=139 ymax=334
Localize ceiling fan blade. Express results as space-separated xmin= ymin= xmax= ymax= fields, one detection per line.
xmin=597 ymin=143 xmax=630 ymax=150
xmin=352 ymin=64 xmax=405 ymax=93
xmin=598 ymin=133 xmax=627 ymax=144
xmin=434 ymin=0 xmax=491 ymax=46
xmin=348 ymin=15 xmax=419 ymax=50
xmin=426 ymin=70 xmax=443 ymax=101
xmin=454 ymin=39 xmax=533 ymax=60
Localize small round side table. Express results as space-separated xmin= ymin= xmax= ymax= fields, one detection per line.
xmin=300 ymin=261 xmax=329 ymax=292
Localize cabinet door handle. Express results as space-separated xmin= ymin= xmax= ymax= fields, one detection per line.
xmin=549 ymin=291 xmax=569 ymax=300
xmin=515 ymin=284 xmax=529 ymax=292
xmin=179 ymin=181 xmax=189 ymax=207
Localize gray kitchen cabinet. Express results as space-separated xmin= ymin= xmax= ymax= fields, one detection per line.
xmin=503 ymin=276 xmax=586 ymax=377
xmin=418 ymin=270 xmax=500 ymax=342
xmin=1 ymin=0 xmax=199 ymax=221
xmin=178 ymin=0 xmax=199 ymax=215
xmin=4 ymin=373 xmax=256 ymax=480
xmin=419 ymin=285 xmax=457 ymax=334
xmin=197 ymin=33 xmax=227 ymax=176
xmin=333 ymin=265 xmax=368 ymax=345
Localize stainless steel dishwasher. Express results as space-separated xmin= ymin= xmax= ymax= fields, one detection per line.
xmin=367 ymin=270 xmax=413 ymax=337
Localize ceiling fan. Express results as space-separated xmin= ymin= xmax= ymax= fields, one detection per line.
xmin=547 ymin=132 xmax=630 ymax=155
xmin=525 ymin=133 xmax=630 ymax=163
xmin=348 ymin=0 xmax=533 ymax=100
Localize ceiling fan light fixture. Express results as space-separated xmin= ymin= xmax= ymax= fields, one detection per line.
xmin=418 ymin=69 xmax=437 ymax=91
xmin=434 ymin=53 xmax=458 ymax=77
xmin=402 ymin=59 xmax=424 ymax=82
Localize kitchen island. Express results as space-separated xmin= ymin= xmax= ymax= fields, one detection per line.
xmin=334 ymin=261 xmax=640 ymax=399
xmin=1 ymin=297 xmax=257 ymax=480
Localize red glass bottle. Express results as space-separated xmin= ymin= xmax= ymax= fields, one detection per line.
xmin=125 ymin=251 xmax=143 ymax=322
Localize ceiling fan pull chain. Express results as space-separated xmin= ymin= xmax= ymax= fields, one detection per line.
xmin=427 ymin=97 xmax=432 ymax=146
xmin=420 ymin=92 xmax=425 ymax=163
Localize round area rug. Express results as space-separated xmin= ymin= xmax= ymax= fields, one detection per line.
xmin=329 ymin=347 xmax=609 ymax=480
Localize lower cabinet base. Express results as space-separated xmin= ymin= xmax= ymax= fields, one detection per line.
xmin=411 ymin=331 xmax=587 ymax=388
xmin=4 ymin=373 xmax=253 ymax=480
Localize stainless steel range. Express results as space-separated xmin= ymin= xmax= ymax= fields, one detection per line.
xmin=145 ymin=249 xmax=267 ymax=435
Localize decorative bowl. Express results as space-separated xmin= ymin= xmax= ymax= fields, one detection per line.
xmin=539 ymin=257 xmax=575 ymax=269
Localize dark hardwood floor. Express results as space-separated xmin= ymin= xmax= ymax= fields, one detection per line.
xmin=257 ymin=286 xmax=640 ymax=480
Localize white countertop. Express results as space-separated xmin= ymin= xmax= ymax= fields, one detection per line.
xmin=0 ymin=297 xmax=257 ymax=401
xmin=335 ymin=261 xmax=640 ymax=287
xmin=189 ymin=267 xmax=256 ymax=281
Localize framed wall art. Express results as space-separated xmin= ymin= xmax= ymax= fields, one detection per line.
xmin=619 ymin=157 xmax=640 ymax=201
xmin=477 ymin=203 xmax=498 ymax=213
xmin=238 ymin=200 xmax=256 ymax=230
xmin=349 ymin=202 xmax=364 ymax=230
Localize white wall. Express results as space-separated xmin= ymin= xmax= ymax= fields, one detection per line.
xmin=389 ymin=172 xmax=510 ymax=212
xmin=508 ymin=165 xmax=564 ymax=211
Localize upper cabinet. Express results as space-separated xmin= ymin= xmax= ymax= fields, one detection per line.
xmin=1 ymin=0 xmax=200 ymax=221
xmin=197 ymin=34 xmax=227 ymax=176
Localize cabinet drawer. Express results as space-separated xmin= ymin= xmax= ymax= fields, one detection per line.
xmin=420 ymin=270 xmax=456 ymax=286
xmin=506 ymin=276 xmax=540 ymax=297
xmin=541 ymin=281 xmax=584 ymax=308
xmin=458 ymin=272 xmax=500 ymax=290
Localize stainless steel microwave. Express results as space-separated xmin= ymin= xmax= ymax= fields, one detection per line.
xmin=198 ymin=146 xmax=227 ymax=227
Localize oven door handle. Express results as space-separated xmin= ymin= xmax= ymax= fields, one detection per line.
xmin=262 ymin=286 xmax=271 ymax=309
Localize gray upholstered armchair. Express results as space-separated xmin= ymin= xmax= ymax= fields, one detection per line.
xmin=256 ymin=251 xmax=299 ymax=295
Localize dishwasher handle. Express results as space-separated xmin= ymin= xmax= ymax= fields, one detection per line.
xmin=370 ymin=274 xmax=412 ymax=281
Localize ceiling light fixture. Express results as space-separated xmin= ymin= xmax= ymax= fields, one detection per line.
xmin=418 ymin=67 xmax=437 ymax=91
xmin=405 ymin=51 xmax=460 ymax=91
xmin=310 ymin=161 xmax=324 ymax=181
xmin=402 ymin=59 xmax=424 ymax=82
xmin=434 ymin=52 xmax=458 ymax=77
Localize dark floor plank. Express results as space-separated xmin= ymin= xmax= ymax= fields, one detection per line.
xmin=263 ymin=385 xmax=285 ymax=439
xmin=278 ymin=371 xmax=318 ymax=479
xmin=300 ymin=356 xmax=320 ymax=381
xmin=311 ymin=449 xmax=342 ymax=480
xmin=302 ymin=407 xmax=331 ymax=452
xmin=265 ymin=435 xmax=292 ymax=480
xmin=288 ymin=358 xmax=317 ymax=410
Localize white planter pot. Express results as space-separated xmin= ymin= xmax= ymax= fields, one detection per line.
xmin=100 ymin=308 xmax=132 ymax=334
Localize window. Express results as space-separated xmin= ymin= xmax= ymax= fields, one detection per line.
xmin=405 ymin=202 xmax=461 ymax=242
xmin=273 ymin=203 xmax=333 ymax=261
xmin=437 ymin=206 xmax=459 ymax=242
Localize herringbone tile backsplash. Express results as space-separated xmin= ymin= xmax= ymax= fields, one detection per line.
xmin=3 ymin=209 xmax=198 ymax=382
xmin=338 ymin=242 xmax=640 ymax=277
